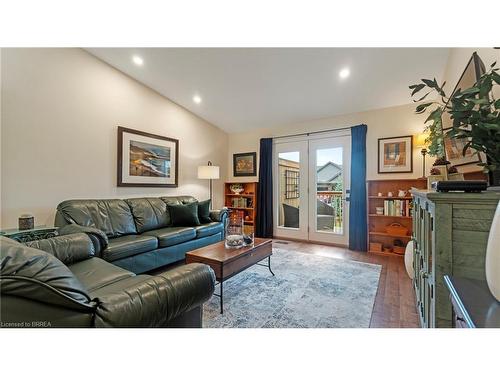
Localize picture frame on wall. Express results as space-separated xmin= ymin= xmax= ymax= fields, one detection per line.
xmin=117 ymin=126 xmax=179 ymax=187
xmin=378 ymin=135 xmax=413 ymax=174
xmin=442 ymin=127 xmax=481 ymax=167
xmin=233 ymin=152 xmax=257 ymax=177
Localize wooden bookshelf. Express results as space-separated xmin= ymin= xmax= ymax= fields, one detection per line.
xmin=224 ymin=182 xmax=258 ymax=235
xmin=367 ymin=179 xmax=427 ymax=256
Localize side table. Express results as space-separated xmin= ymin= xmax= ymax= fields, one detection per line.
xmin=1 ymin=226 xmax=59 ymax=243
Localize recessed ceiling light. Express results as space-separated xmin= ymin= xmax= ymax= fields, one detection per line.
xmin=193 ymin=95 xmax=202 ymax=104
xmin=339 ymin=68 xmax=350 ymax=79
xmin=132 ymin=55 xmax=144 ymax=66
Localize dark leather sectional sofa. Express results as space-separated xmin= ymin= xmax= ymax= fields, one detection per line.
xmin=0 ymin=195 xmax=228 ymax=327
xmin=0 ymin=233 xmax=215 ymax=327
xmin=54 ymin=195 xmax=228 ymax=274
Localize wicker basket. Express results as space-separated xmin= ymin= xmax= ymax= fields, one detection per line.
xmin=385 ymin=222 xmax=408 ymax=236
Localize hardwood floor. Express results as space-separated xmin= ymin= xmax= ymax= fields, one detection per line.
xmin=272 ymin=239 xmax=420 ymax=328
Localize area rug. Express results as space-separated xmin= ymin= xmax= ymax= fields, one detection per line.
xmin=203 ymin=248 xmax=381 ymax=328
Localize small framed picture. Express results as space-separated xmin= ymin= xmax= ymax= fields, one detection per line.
xmin=117 ymin=126 xmax=179 ymax=187
xmin=378 ymin=135 xmax=413 ymax=174
xmin=443 ymin=127 xmax=481 ymax=167
xmin=233 ymin=152 xmax=257 ymax=177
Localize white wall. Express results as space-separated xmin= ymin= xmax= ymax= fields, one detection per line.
xmin=228 ymin=102 xmax=434 ymax=181
xmin=1 ymin=48 xmax=228 ymax=228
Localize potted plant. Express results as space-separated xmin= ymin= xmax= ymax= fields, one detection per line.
xmin=447 ymin=166 xmax=464 ymax=181
xmin=428 ymin=167 xmax=444 ymax=190
xmin=447 ymin=62 xmax=500 ymax=187
xmin=410 ymin=60 xmax=500 ymax=186
xmin=432 ymin=156 xmax=451 ymax=180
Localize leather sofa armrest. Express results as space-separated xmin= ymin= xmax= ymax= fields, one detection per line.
xmin=25 ymin=233 xmax=95 ymax=265
xmin=209 ymin=208 xmax=228 ymax=223
xmin=58 ymin=224 xmax=108 ymax=255
xmin=93 ymin=263 xmax=215 ymax=327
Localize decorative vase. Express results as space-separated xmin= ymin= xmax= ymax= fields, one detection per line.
xmin=433 ymin=165 xmax=448 ymax=180
xmin=18 ymin=214 xmax=34 ymax=230
xmin=427 ymin=175 xmax=444 ymax=190
xmin=225 ymin=210 xmax=244 ymax=249
xmin=404 ymin=240 xmax=414 ymax=279
xmin=229 ymin=183 xmax=244 ymax=194
xmin=485 ymin=201 xmax=500 ymax=302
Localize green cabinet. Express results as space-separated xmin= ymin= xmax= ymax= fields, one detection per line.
xmin=411 ymin=190 xmax=500 ymax=328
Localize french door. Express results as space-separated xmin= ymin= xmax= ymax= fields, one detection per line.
xmin=273 ymin=132 xmax=351 ymax=245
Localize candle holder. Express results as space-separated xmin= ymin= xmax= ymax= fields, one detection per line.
xmin=225 ymin=210 xmax=245 ymax=249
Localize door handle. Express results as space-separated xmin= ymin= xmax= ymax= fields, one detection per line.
xmin=345 ymin=189 xmax=350 ymax=202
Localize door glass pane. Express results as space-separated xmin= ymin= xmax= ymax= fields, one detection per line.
xmin=315 ymin=147 xmax=343 ymax=234
xmin=278 ymin=151 xmax=300 ymax=228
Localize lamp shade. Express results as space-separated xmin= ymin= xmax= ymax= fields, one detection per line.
xmin=414 ymin=133 xmax=428 ymax=149
xmin=198 ymin=165 xmax=220 ymax=179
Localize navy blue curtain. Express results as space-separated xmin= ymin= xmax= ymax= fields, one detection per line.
xmin=256 ymin=138 xmax=273 ymax=238
xmin=349 ymin=124 xmax=367 ymax=251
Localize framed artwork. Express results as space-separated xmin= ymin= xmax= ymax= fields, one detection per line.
xmin=443 ymin=127 xmax=481 ymax=167
xmin=117 ymin=126 xmax=179 ymax=187
xmin=233 ymin=152 xmax=257 ymax=177
xmin=378 ymin=135 xmax=413 ymax=174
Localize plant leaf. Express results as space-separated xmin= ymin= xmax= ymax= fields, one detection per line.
xmin=410 ymin=83 xmax=426 ymax=96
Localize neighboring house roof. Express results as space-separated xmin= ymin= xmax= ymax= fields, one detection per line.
xmin=316 ymin=161 xmax=342 ymax=183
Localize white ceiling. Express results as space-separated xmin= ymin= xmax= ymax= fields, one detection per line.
xmin=86 ymin=48 xmax=450 ymax=133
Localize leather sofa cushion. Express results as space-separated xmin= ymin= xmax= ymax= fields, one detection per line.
xmin=103 ymin=235 xmax=158 ymax=262
xmin=125 ymin=198 xmax=171 ymax=233
xmin=196 ymin=222 xmax=224 ymax=238
xmin=26 ymin=233 xmax=95 ymax=265
xmin=57 ymin=199 xmax=137 ymax=238
xmin=0 ymin=237 xmax=91 ymax=307
xmin=142 ymin=227 xmax=196 ymax=248
xmin=69 ymin=257 xmax=134 ymax=292
xmin=160 ymin=195 xmax=197 ymax=206
xmin=89 ymin=275 xmax=151 ymax=298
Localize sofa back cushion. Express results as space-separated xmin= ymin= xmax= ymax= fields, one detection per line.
xmin=0 ymin=237 xmax=92 ymax=310
xmin=125 ymin=198 xmax=170 ymax=233
xmin=160 ymin=195 xmax=197 ymax=206
xmin=57 ymin=199 xmax=137 ymax=238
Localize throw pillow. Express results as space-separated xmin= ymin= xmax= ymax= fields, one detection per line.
xmin=167 ymin=202 xmax=201 ymax=227
xmin=197 ymin=199 xmax=212 ymax=224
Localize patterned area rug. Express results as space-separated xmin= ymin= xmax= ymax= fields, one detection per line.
xmin=203 ymin=248 xmax=381 ymax=328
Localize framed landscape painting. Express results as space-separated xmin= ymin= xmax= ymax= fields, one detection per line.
xmin=378 ymin=135 xmax=413 ymax=173
xmin=443 ymin=127 xmax=481 ymax=167
xmin=233 ymin=152 xmax=257 ymax=177
xmin=117 ymin=126 xmax=179 ymax=187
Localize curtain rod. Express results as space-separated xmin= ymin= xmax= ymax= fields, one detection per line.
xmin=272 ymin=125 xmax=352 ymax=140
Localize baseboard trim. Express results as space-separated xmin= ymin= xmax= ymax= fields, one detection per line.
xmin=272 ymin=236 xmax=349 ymax=249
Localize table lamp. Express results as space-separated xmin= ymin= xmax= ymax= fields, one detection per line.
xmin=415 ymin=133 xmax=429 ymax=179
xmin=198 ymin=161 xmax=220 ymax=209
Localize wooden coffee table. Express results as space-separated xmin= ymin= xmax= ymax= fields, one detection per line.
xmin=185 ymin=238 xmax=274 ymax=314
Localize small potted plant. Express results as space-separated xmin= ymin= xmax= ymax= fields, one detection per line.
xmin=432 ymin=156 xmax=450 ymax=180
xmin=447 ymin=165 xmax=464 ymax=181
xmin=428 ymin=167 xmax=445 ymax=190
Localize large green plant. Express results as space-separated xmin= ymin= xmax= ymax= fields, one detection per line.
xmin=409 ymin=79 xmax=447 ymax=157
xmin=409 ymin=62 xmax=500 ymax=173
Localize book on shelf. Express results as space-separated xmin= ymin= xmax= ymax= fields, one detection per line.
xmin=231 ymin=197 xmax=253 ymax=208
xmin=382 ymin=199 xmax=412 ymax=217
